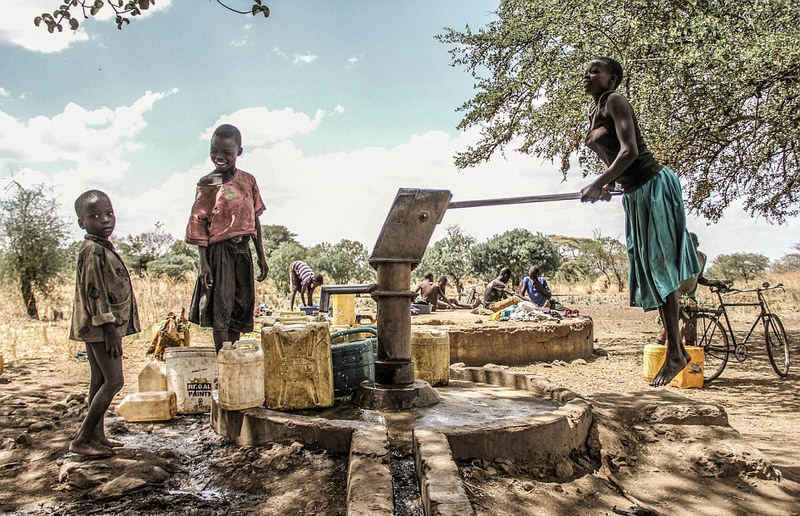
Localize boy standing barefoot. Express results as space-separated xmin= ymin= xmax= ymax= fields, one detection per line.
xmin=69 ymin=190 xmax=140 ymax=457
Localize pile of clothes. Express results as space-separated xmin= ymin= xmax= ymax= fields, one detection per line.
xmin=489 ymin=301 xmax=580 ymax=323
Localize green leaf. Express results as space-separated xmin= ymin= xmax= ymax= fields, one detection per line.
xmin=69 ymin=18 xmax=79 ymax=30
xmin=34 ymin=16 xmax=42 ymax=27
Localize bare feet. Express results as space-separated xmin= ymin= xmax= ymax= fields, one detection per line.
xmin=649 ymin=354 xmax=688 ymax=387
xmin=69 ymin=440 xmax=114 ymax=457
xmin=96 ymin=437 xmax=124 ymax=448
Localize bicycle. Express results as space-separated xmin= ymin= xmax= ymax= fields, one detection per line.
xmin=687 ymin=281 xmax=790 ymax=382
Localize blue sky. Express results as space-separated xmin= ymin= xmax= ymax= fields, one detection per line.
xmin=1 ymin=0 xmax=798 ymax=266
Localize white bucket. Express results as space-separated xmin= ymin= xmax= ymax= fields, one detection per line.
xmin=117 ymin=391 xmax=177 ymax=422
xmin=164 ymin=347 xmax=217 ymax=414
xmin=217 ymin=339 xmax=265 ymax=411
xmin=138 ymin=360 xmax=168 ymax=392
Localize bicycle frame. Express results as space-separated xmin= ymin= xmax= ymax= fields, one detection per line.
xmin=710 ymin=287 xmax=773 ymax=351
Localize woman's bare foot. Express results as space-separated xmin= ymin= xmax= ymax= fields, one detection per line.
xmin=96 ymin=437 xmax=124 ymax=448
xmin=650 ymin=354 xmax=688 ymax=387
xmin=69 ymin=440 xmax=113 ymax=457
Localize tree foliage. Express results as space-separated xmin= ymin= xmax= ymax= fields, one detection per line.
xmin=261 ymin=224 xmax=300 ymax=257
xmin=308 ymin=240 xmax=374 ymax=285
xmin=707 ymin=252 xmax=770 ymax=281
xmin=416 ymin=224 xmax=477 ymax=293
xmin=0 ymin=183 xmax=70 ymax=319
xmin=36 ymin=0 xmax=270 ymax=32
xmin=146 ymin=240 xmax=198 ymax=280
xmin=439 ymin=0 xmax=800 ymax=222
xmin=469 ymin=228 xmax=561 ymax=285
xmin=579 ymin=230 xmax=628 ymax=291
xmin=117 ymin=222 xmax=174 ymax=276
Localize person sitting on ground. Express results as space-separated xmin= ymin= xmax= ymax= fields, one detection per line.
xmin=520 ymin=266 xmax=566 ymax=311
xmin=69 ymin=190 xmax=140 ymax=457
xmin=437 ymin=276 xmax=475 ymax=309
xmin=414 ymin=272 xmax=454 ymax=312
xmin=482 ymin=267 xmax=520 ymax=309
xmin=521 ymin=266 xmax=552 ymax=307
xmin=289 ymin=260 xmax=324 ymax=310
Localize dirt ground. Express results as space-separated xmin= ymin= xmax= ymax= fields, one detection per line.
xmin=0 ymin=292 xmax=799 ymax=515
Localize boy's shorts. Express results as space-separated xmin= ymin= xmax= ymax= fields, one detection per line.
xmin=188 ymin=237 xmax=254 ymax=333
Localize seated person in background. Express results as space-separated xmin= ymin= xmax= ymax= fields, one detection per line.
xmin=482 ymin=267 xmax=522 ymax=309
xmin=520 ymin=265 xmax=566 ymax=310
xmin=437 ymin=276 xmax=474 ymax=309
xmin=414 ymin=272 xmax=454 ymax=312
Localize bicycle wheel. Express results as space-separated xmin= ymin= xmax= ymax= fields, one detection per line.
xmin=693 ymin=314 xmax=729 ymax=382
xmin=764 ymin=314 xmax=790 ymax=377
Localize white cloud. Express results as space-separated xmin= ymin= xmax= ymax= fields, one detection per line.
xmin=0 ymin=88 xmax=177 ymax=211
xmin=0 ymin=0 xmax=171 ymax=53
xmin=202 ymin=107 xmax=326 ymax=146
xmin=293 ymin=53 xmax=318 ymax=64
xmin=273 ymin=46 xmax=287 ymax=59
xmin=0 ymin=88 xmax=10 ymax=98
xmin=348 ymin=56 xmax=359 ymax=64
xmin=333 ymin=105 xmax=345 ymax=115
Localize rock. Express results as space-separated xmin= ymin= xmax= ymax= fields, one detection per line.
xmin=632 ymin=425 xmax=646 ymax=432
xmin=571 ymin=358 xmax=588 ymax=365
xmin=289 ymin=441 xmax=304 ymax=455
xmin=150 ymin=466 xmax=171 ymax=483
xmin=99 ymin=475 xmax=148 ymax=498
xmin=1 ymin=438 xmax=15 ymax=450
xmin=485 ymin=466 xmax=498 ymax=475
xmin=28 ymin=421 xmax=54 ymax=433
xmin=59 ymin=461 xmax=112 ymax=487
xmin=592 ymin=348 xmax=609 ymax=357
xmin=554 ymin=459 xmax=573 ymax=479
xmin=521 ymin=481 xmax=535 ymax=492
xmin=51 ymin=403 xmax=67 ymax=412
xmin=15 ymin=434 xmax=31 ymax=446
xmin=65 ymin=394 xmax=85 ymax=404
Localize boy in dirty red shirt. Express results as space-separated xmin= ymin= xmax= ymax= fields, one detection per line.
xmin=185 ymin=124 xmax=268 ymax=352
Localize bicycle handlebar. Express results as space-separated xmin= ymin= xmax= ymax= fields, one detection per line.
xmin=715 ymin=282 xmax=784 ymax=295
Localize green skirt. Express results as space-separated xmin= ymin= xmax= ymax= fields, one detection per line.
xmin=623 ymin=167 xmax=700 ymax=312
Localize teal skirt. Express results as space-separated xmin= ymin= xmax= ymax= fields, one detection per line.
xmin=623 ymin=167 xmax=700 ymax=312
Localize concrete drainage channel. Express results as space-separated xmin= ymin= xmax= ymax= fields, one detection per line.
xmin=212 ymin=365 xmax=593 ymax=516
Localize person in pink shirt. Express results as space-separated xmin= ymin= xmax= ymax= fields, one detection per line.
xmin=185 ymin=124 xmax=268 ymax=352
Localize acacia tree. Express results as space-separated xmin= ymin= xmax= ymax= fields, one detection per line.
xmin=0 ymin=183 xmax=70 ymax=319
xmin=579 ymin=230 xmax=628 ymax=291
xmin=439 ymin=0 xmax=800 ymax=222
xmin=36 ymin=0 xmax=270 ymax=32
xmin=708 ymin=252 xmax=770 ymax=281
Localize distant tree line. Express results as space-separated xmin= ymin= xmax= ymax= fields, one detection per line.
xmin=0 ymin=184 xmax=795 ymax=318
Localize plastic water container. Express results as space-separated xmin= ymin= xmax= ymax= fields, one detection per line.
xmin=138 ymin=360 xmax=168 ymax=392
xmin=117 ymin=391 xmax=177 ymax=422
xmin=331 ymin=294 xmax=356 ymax=326
xmin=164 ymin=347 xmax=217 ymax=414
xmin=331 ymin=339 xmax=375 ymax=397
xmin=642 ymin=344 xmax=666 ymax=382
xmin=411 ymin=329 xmax=450 ymax=386
xmin=217 ymin=339 xmax=265 ymax=411
xmin=642 ymin=344 xmax=704 ymax=388
xmin=671 ymin=346 xmax=704 ymax=389
xmin=262 ymin=322 xmax=334 ymax=410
